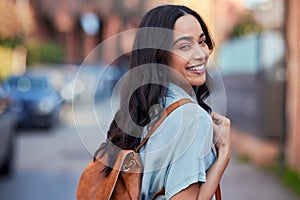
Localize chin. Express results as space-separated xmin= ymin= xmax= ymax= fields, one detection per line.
xmin=194 ymin=82 xmax=205 ymax=86
xmin=190 ymin=79 xmax=206 ymax=86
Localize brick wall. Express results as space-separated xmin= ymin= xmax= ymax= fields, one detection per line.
xmin=286 ymin=0 xmax=300 ymax=173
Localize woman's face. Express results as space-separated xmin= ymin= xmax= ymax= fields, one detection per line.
xmin=168 ymin=14 xmax=210 ymax=88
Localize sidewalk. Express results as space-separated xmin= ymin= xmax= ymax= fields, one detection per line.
xmin=221 ymin=128 xmax=299 ymax=200
xmin=222 ymin=155 xmax=299 ymax=200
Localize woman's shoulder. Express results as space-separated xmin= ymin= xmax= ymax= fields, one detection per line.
xmin=152 ymin=98 xmax=213 ymax=141
xmin=165 ymin=98 xmax=212 ymax=123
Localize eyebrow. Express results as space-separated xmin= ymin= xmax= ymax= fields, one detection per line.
xmin=173 ymin=33 xmax=206 ymax=46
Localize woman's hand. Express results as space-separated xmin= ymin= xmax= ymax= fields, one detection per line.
xmin=210 ymin=112 xmax=231 ymax=162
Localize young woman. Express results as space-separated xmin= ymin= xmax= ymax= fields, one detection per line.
xmin=98 ymin=5 xmax=231 ymax=200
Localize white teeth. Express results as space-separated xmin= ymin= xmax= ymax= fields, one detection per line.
xmin=187 ymin=65 xmax=204 ymax=71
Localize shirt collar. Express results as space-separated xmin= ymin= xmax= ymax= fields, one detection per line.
xmin=167 ymin=83 xmax=197 ymax=103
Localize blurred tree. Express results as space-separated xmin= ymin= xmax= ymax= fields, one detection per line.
xmin=0 ymin=0 xmax=34 ymax=48
xmin=0 ymin=1 xmax=23 ymax=47
xmin=0 ymin=0 xmax=36 ymax=79
xmin=229 ymin=12 xmax=263 ymax=38
xmin=26 ymin=41 xmax=64 ymax=65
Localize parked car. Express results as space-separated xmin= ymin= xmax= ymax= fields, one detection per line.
xmin=73 ymin=64 xmax=122 ymax=103
xmin=0 ymin=85 xmax=15 ymax=175
xmin=3 ymin=75 xmax=63 ymax=128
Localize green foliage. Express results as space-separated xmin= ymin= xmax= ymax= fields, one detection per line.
xmin=0 ymin=37 xmax=23 ymax=48
xmin=229 ymin=13 xmax=262 ymax=38
xmin=282 ymin=168 xmax=300 ymax=196
xmin=237 ymin=154 xmax=250 ymax=163
xmin=26 ymin=41 xmax=64 ymax=65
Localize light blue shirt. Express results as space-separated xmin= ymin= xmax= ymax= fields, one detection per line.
xmin=139 ymin=83 xmax=216 ymax=200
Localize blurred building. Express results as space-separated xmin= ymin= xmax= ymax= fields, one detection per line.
xmin=28 ymin=0 xmax=145 ymax=64
xmin=27 ymin=0 xmax=245 ymax=64
xmin=286 ymin=0 xmax=300 ymax=174
xmin=215 ymin=0 xmax=300 ymax=173
xmin=218 ymin=0 xmax=300 ymax=175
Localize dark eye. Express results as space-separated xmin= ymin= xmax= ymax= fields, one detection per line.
xmin=199 ymin=39 xmax=207 ymax=46
xmin=179 ymin=44 xmax=191 ymax=50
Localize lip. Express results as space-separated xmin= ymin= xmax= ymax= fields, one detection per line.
xmin=186 ymin=62 xmax=205 ymax=69
xmin=186 ymin=63 xmax=206 ymax=74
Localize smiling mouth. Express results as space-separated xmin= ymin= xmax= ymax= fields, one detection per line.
xmin=186 ymin=64 xmax=205 ymax=71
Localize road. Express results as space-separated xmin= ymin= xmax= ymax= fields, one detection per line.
xmin=0 ymin=98 xmax=298 ymax=200
xmin=0 ymin=98 xmax=113 ymax=200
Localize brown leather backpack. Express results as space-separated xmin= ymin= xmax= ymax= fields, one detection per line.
xmin=76 ymin=98 xmax=221 ymax=200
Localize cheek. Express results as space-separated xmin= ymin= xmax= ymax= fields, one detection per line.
xmin=204 ymin=47 xmax=211 ymax=56
xmin=169 ymin=53 xmax=190 ymax=69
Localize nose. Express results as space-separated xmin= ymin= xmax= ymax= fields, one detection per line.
xmin=193 ymin=45 xmax=208 ymax=61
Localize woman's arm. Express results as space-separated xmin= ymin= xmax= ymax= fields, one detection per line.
xmin=171 ymin=112 xmax=231 ymax=200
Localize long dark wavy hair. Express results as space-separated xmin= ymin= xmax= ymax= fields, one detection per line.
xmin=96 ymin=5 xmax=215 ymax=175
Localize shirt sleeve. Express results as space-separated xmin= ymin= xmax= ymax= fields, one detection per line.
xmin=162 ymin=103 xmax=214 ymax=199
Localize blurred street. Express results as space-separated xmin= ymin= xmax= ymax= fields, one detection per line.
xmin=0 ymin=98 xmax=111 ymax=200
xmin=0 ymin=98 xmax=298 ymax=200
xmin=223 ymin=158 xmax=299 ymax=200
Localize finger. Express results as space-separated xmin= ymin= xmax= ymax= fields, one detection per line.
xmin=211 ymin=112 xmax=229 ymax=126
xmin=212 ymin=123 xmax=222 ymax=145
xmin=210 ymin=111 xmax=224 ymax=120
xmin=211 ymin=112 xmax=224 ymax=125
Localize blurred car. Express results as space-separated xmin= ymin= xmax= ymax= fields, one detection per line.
xmin=70 ymin=64 xmax=122 ymax=103
xmin=3 ymin=75 xmax=63 ymax=128
xmin=0 ymin=85 xmax=15 ymax=175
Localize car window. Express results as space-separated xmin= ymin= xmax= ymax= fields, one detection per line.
xmin=7 ymin=77 xmax=53 ymax=93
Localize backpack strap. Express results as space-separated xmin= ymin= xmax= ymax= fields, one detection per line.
xmin=151 ymin=188 xmax=165 ymax=200
xmin=135 ymin=97 xmax=194 ymax=152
